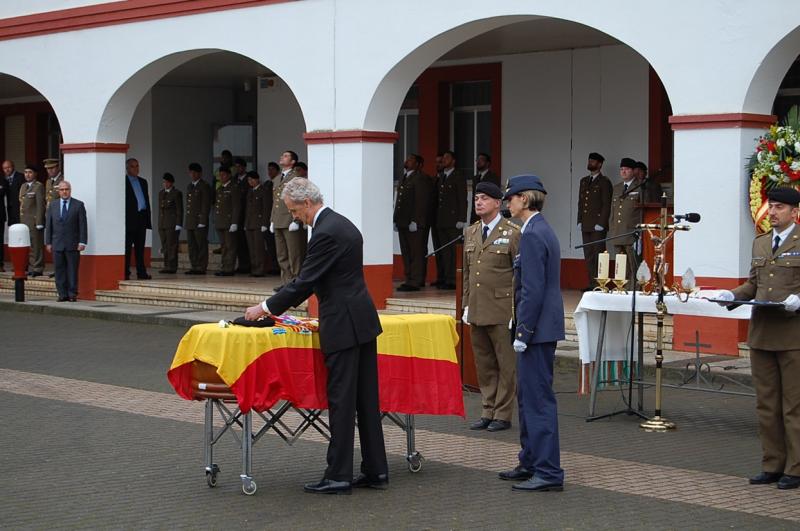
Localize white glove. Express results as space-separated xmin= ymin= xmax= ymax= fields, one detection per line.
xmin=513 ymin=340 xmax=527 ymax=353
xmin=783 ymin=294 xmax=800 ymax=312
xmin=261 ymin=225 xmax=268 ymax=233
xmin=594 ymin=224 xmax=604 ymax=231
xmin=715 ymin=290 xmax=735 ymax=306
xmin=36 ymin=225 xmax=44 ymax=230
xmin=456 ymin=221 xmax=466 ymax=230
xmin=198 ymin=224 xmax=206 ymax=229
xmin=577 ymin=222 xmax=582 ymax=232
xmin=269 ymin=222 xmax=274 ymax=233
xmin=229 ymin=224 xmax=237 ymax=232
xmin=409 ymin=221 xmax=418 ymax=233
xmin=393 ymin=223 xmax=398 ymax=233
xmin=288 ymin=221 xmax=300 ymax=232
xmin=508 ymin=318 xmax=513 ymax=330
xmin=462 ymin=306 xmax=469 ymax=325
xmin=175 ymin=225 xmax=182 ymax=231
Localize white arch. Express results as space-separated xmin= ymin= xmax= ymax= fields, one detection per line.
xmin=743 ymin=24 xmax=800 ymax=114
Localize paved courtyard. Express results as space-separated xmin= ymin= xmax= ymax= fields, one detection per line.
xmin=1 ymin=308 xmax=798 ymax=530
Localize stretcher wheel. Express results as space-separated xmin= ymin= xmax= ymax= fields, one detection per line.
xmin=407 ymin=452 xmax=423 ymax=473
xmin=242 ymin=478 xmax=257 ymax=496
xmin=206 ymin=471 xmax=218 ymax=487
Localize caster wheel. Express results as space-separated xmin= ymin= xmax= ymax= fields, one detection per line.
xmin=206 ymin=472 xmax=218 ymax=488
xmin=242 ymin=479 xmax=257 ymax=496
xmin=407 ymin=452 xmax=423 ymax=473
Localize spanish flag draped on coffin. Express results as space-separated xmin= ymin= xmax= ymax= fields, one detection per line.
xmin=168 ymin=314 xmax=464 ymax=416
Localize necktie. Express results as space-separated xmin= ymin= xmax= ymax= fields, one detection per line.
xmin=773 ymin=235 xmax=781 ymax=253
xmin=61 ymin=200 xmax=67 ymax=220
xmin=623 ymin=183 xmax=629 ymax=193
xmin=482 ymin=225 xmax=489 ymax=243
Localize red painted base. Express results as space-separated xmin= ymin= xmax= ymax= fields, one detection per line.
xmin=78 ymin=254 xmax=125 ymax=300
xmin=126 ymin=246 xmax=152 ymax=269
xmin=364 ymin=264 xmax=393 ymax=310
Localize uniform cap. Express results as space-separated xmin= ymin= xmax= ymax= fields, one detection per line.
xmin=620 ymin=157 xmax=637 ymax=169
xmin=162 ymin=172 xmax=175 ymax=182
xmin=588 ymin=152 xmax=605 ymax=163
xmin=475 ymin=181 xmax=503 ymax=200
xmin=43 ymin=158 xmax=59 ymax=169
xmin=767 ymin=186 xmax=800 ymax=207
xmin=503 ymin=175 xmax=547 ymax=200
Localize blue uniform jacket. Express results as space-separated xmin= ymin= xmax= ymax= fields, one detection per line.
xmin=513 ymin=214 xmax=566 ymax=344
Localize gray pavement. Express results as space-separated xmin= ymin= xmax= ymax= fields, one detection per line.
xmin=0 ymin=308 xmax=797 ymax=530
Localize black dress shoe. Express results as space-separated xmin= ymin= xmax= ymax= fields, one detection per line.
xmin=397 ymin=284 xmax=420 ymax=292
xmin=512 ymin=477 xmax=563 ymax=492
xmin=469 ymin=417 xmax=492 ymax=430
xmin=214 ymin=271 xmax=234 ymax=276
xmin=487 ymin=419 xmax=512 ymax=432
xmin=437 ymin=283 xmax=456 ymax=290
xmin=48 ymin=272 xmax=55 ymax=278
xmin=749 ymin=471 xmax=782 ymax=485
xmin=159 ymin=269 xmax=176 ymax=274
xmin=184 ymin=270 xmax=196 ymax=275
xmin=29 ymin=271 xmax=43 ymax=277
xmin=303 ymin=479 xmax=352 ymax=495
xmin=778 ymin=475 xmax=800 ymax=490
xmin=57 ymin=297 xmax=68 ymax=302
xmin=352 ymin=473 xmax=389 ymax=489
xmin=250 ymin=273 xmax=265 ymax=277
xmin=137 ymin=274 xmax=152 ymax=280
xmin=499 ymin=465 xmax=533 ymax=481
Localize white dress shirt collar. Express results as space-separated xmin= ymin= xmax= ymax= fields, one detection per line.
xmin=312 ymin=205 xmax=329 ymax=229
xmin=520 ymin=211 xmax=540 ymax=234
xmin=773 ymin=223 xmax=796 ymax=247
xmin=482 ymin=213 xmax=502 ymax=236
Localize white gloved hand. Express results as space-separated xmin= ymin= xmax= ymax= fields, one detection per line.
xmin=513 ymin=339 xmax=527 ymax=353
xmin=393 ymin=223 xmax=398 ymax=233
xmin=462 ymin=306 xmax=469 ymax=325
xmin=261 ymin=225 xmax=268 ymax=233
xmin=456 ymin=221 xmax=466 ymax=230
xmin=198 ymin=224 xmax=206 ymax=229
xmin=36 ymin=225 xmax=44 ymax=230
xmin=715 ymin=290 xmax=735 ymax=306
xmin=288 ymin=221 xmax=300 ymax=232
xmin=409 ymin=221 xmax=418 ymax=233
xmin=229 ymin=224 xmax=238 ymax=232
xmin=577 ymin=222 xmax=582 ymax=232
xmin=508 ymin=318 xmax=513 ymax=330
xmin=269 ymin=222 xmax=274 ymax=233
xmin=783 ymin=294 xmax=800 ymax=312
xmin=175 ymin=225 xmax=182 ymax=231
xmin=594 ymin=224 xmax=604 ymax=231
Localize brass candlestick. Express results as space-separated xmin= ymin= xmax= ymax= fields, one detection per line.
xmin=611 ymin=279 xmax=628 ymax=294
xmin=593 ymin=277 xmax=611 ymax=293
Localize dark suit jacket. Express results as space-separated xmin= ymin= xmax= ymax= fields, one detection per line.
xmin=436 ymin=169 xmax=467 ymax=227
xmin=45 ymin=197 xmax=88 ymax=251
xmin=5 ymin=171 xmax=24 ymax=224
xmin=0 ymin=176 xmax=6 ymax=224
xmin=125 ymin=175 xmax=152 ymax=230
xmin=577 ymin=172 xmax=613 ymax=229
xmin=513 ymin=214 xmax=566 ymax=344
xmin=393 ymin=170 xmax=435 ymax=228
xmin=266 ymin=207 xmax=382 ymax=354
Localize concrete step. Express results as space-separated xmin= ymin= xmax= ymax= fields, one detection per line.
xmin=0 ymin=274 xmax=58 ymax=298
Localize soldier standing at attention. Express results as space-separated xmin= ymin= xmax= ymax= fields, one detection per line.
xmin=244 ymin=171 xmax=270 ymax=277
xmin=213 ymin=166 xmax=240 ymax=276
xmin=270 ymin=150 xmax=307 ymax=290
xmin=43 ymin=158 xmax=63 ymax=208
xmin=463 ymin=181 xmax=520 ymax=432
xmin=233 ymin=157 xmax=251 ymax=274
xmin=394 ymin=154 xmax=434 ymax=292
xmin=184 ymin=162 xmax=212 ymax=275
xmin=577 ymin=152 xmax=613 ymax=291
xmin=470 ymin=153 xmax=500 ymax=223
xmin=157 ymin=172 xmax=183 ymax=274
xmin=19 ymin=164 xmax=45 ymax=276
xmin=607 ymin=158 xmax=642 ymax=288
xmin=434 ymin=150 xmax=467 ymax=290
xmin=716 ymin=187 xmax=800 ymax=490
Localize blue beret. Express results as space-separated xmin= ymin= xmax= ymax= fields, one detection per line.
xmin=503 ymin=174 xmax=547 ymax=200
xmin=475 ymin=181 xmax=503 ymax=199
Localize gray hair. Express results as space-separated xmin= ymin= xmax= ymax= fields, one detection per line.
xmin=281 ymin=177 xmax=324 ymax=204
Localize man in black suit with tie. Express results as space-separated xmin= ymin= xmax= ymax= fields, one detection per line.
xmin=2 ymin=159 xmax=25 ymax=272
xmin=125 ymin=158 xmax=152 ymax=280
xmin=245 ymin=178 xmax=388 ymax=495
xmin=45 ymin=181 xmax=87 ymax=302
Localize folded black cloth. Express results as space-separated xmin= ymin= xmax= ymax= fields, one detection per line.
xmin=232 ymin=316 xmax=275 ymax=328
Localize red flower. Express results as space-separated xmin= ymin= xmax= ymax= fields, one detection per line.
xmin=780 ymin=160 xmax=791 ymax=172
xmin=768 ymin=140 xmax=777 ymax=153
xmin=790 ymin=170 xmax=800 ymax=182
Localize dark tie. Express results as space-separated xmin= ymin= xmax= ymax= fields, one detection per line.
xmin=482 ymin=225 xmax=489 ymax=243
xmin=773 ymin=235 xmax=781 ymax=253
xmin=623 ymin=183 xmax=629 ymax=194
xmin=61 ymin=200 xmax=67 ymax=220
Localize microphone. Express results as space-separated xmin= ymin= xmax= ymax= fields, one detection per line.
xmin=674 ymin=213 xmax=701 ymax=223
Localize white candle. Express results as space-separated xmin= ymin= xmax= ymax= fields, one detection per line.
xmin=614 ymin=253 xmax=627 ymax=281
xmin=597 ymin=251 xmax=610 ymax=279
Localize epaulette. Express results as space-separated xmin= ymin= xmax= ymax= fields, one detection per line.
xmin=504 ymin=220 xmax=519 ymax=230
xmin=470 ymin=220 xmax=481 ymax=227
xmin=755 ymin=232 xmax=772 ymax=240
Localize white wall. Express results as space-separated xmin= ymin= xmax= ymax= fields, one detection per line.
xmin=256 ymin=77 xmax=307 ymax=176
xmin=502 ymin=45 xmax=649 ymax=260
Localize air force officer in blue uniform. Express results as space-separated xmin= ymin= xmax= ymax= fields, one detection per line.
xmin=499 ymin=175 xmax=565 ymax=492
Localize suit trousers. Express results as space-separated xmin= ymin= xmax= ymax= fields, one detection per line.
xmin=398 ymin=228 xmax=427 ymax=288
xmin=323 ymin=339 xmax=388 ymax=482
xmin=471 ymin=323 xmax=517 ymax=422
xmin=435 ymin=226 xmax=462 ymax=285
xmin=54 ymin=249 xmax=80 ymax=298
xmin=216 ymin=229 xmax=238 ymax=273
xmin=186 ymin=227 xmax=209 ymax=272
xmin=750 ymin=348 xmax=800 ymax=475
xmin=28 ymin=225 xmax=44 ymax=273
xmin=274 ymin=228 xmax=307 ymax=284
xmin=236 ymin=228 xmax=250 ymax=272
xmin=125 ymin=212 xmax=148 ymax=277
xmin=158 ymin=228 xmax=179 ymax=271
xmin=245 ymin=230 xmax=267 ymax=275
xmin=581 ymin=230 xmax=607 ymax=288
xmin=612 ymin=243 xmax=638 ymax=289
xmin=517 ymin=341 xmax=564 ymax=483
xmin=0 ymin=225 xmax=4 ymax=264
xmin=262 ymin=231 xmax=279 ymax=274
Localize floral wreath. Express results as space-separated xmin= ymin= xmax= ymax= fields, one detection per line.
xmin=748 ymin=106 xmax=800 ymax=233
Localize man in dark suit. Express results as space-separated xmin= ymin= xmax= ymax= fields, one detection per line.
xmin=245 ymin=178 xmax=388 ymax=495
xmin=125 ymin=158 xmax=152 ymax=280
xmin=45 ymin=181 xmax=87 ymax=302
xmin=499 ymin=174 xmax=565 ymax=492
xmin=434 ymin=150 xmax=467 ymax=290
xmin=2 ymin=160 xmax=25 ymax=271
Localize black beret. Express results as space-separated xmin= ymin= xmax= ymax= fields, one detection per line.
xmin=475 ymin=181 xmax=503 ymax=200
xmin=767 ymin=186 xmax=800 ymax=207
xmin=246 ymin=170 xmax=260 ymax=180
xmin=588 ymin=152 xmax=605 ymax=163
xmin=218 ymin=165 xmax=231 ymax=174
xmin=162 ymin=172 xmax=175 ymax=182
xmin=635 ymin=161 xmax=648 ymax=171
xmin=620 ymin=157 xmax=637 ymax=169
xmin=188 ymin=162 xmax=202 ymax=172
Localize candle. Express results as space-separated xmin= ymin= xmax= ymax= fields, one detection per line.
xmin=597 ymin=251 xmax=610 ymax=279
xmin=614 ymin=253 xmax=627 ymax=281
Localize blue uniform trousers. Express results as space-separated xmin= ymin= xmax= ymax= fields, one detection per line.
xmin=516 ymin=341 xmax=564 ymax=483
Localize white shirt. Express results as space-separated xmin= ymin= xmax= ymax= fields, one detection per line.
xmin=443 ymin=168 xmax=454 ymax=178
xmin=772 ymin=223 xmax=796 ymax=250
xmin=481 ymin=212 xmax=502 ymax=238
xmin=519 ymin=211 xmax=540 ymax=235
xmin=478 ymin=169 xmax=488 ymax=178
